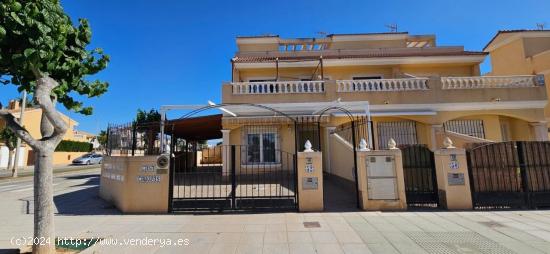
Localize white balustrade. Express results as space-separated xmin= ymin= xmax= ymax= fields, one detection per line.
xmin=441 ymin=75 xmax=537 ymax=89
xmin=337 ymin=78 xmax=429 ymax=92
xmin=232 ymin=81 xmax=325 ymax=94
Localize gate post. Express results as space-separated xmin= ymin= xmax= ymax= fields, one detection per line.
xmin=434 ymin=138 xmax=473 ymax=210
xmin=356 ymin=143 xmax=407 ymax=211
xmin=297 ymin=141 xmax=324 ymax=212
xmin=221 ymin=130 xmax=231 ymax=176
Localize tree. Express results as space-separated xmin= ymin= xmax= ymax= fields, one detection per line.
xmin=136 ymin=108 xmax=161 ymax=124
xmin=0 ymin=127 xmax=18 ymax=170
xmin=97 ymin=129 xmax=108 ymax=153
xmin=0 ymin=1 xmax=109 ymax=253
xmin=135 ymin=109 xmax=161 ymax=155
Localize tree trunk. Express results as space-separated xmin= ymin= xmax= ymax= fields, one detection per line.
xmin=1 ymin=76 xmax=66 ymax=254
xmin=7 ymin=149 xmax=14 ymax=172
xmin=32 ymin=148 xmax=56 ymax=254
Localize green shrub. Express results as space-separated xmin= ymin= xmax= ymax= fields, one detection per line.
xmin=55 ymin=140 xmax=93 ymax=152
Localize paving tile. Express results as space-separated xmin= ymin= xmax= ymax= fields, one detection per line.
xmin=236 ymin=243 xmax=263 ymax=254
xmin=334 ymin=230 xmax=363 ymax=243
xmin=286 ymin=223 xmax=307 ymax=232
xmin=240 ymin=232 xmax=264 ymax=244
xmin=243 ymin=224 xmax=266 ymax=232
xmin=287 ymin=231 xmax=312 ymax=243
xmin=341 ymin=243 xmax=372 ymax=254
xmin=310 ymin=231 xmax=338 ymax=243
xmin=215 ymin=232 xmax=243 ymax=243
xmin=264 ymin=231 xmax=288 ymax=243
xmin=357 ymin=230 xmax=390 ymax=244
xmin=313 ymin=243 xmax=344 ymax=254
xmin=365 ymin=242 xmax=399 ymax=254
xmin=288 ymin=243 xmax=316 ymax=254
xmin=209 ymin=242 xmax=238 ymax=254
xmin=263 ymin=243 xmax=289 ymax=254
xmin=266 ymin=223 xmax=286 ymax=232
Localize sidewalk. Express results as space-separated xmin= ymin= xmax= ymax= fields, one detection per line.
xmin=0 ymin=164 xmax=101 ymax=179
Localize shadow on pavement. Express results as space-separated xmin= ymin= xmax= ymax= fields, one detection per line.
xmin=323 ymin=174 xmax=360 ymax=212
xmin=0 ymin=249 xmax=20 ymax=254
xmin=52 ymin=175 xmax=121 ymax=216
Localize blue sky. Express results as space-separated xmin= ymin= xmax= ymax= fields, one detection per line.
xmin=1 ymin=0 xmax=549 ymax=134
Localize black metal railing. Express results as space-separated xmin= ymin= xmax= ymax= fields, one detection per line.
xmin=331 ymin=117 xmax=371 ymax=149
xmin=467 ymin=141 xmax=550 ymax=209
xmin=106 ymin=121 xmax=162 ymax=156
xmin=444 ymin=119 xmax=485 ymax=139
xmin=171 ymin=145 xmax=297 ymax=212
xmin=377 ymin=121 xmax=418 ymax=149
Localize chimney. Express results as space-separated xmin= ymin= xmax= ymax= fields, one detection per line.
xmin=8 ymin=100 xmax=20 ymax=110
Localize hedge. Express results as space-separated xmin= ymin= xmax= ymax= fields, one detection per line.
xmin=55 ymin=140 xmax=93 ymax=152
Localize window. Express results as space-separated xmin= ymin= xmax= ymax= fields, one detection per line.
xmin=244 ymin=127 xmax=279 ymax=164
xmin=444 ymin=120 xmax=485 ymax=139
xmin=377 ymin=121 xmax=418 ymax=149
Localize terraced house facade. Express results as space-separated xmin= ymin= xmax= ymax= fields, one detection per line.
xmin=103 ymin=31 xmax=550 ymax=213
xmin=221 ymin=32 xmax=547 ymax=180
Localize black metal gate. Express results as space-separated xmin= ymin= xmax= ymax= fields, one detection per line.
xmin=170 ymin=144 xmax=297 ymax=212
xmin=400 ymin=144 xmax=439 ymax=208
xmin=467 ymin=141 xmax=550 ymax=209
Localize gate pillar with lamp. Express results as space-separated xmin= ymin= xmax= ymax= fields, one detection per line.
xmin=297 ymin=140 xmax=324 ymax=212
xmin=434 ymin=137 xmax=472 ymax=210
xmin=356 ymin=138 xmax=407 ymax=211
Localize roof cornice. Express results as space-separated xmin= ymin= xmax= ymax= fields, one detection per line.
xmin=484 ymin=30 xmax=550 ymax=52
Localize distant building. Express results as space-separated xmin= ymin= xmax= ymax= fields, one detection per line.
xmin=0 ymin=100 xmax=92 ymax=168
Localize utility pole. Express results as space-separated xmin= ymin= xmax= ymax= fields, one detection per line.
xmin=12 ymin=90 xmax=27 ymax=177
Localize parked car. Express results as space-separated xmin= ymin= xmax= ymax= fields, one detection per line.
xmin=72 ymin=153 xmax=103 ymax=165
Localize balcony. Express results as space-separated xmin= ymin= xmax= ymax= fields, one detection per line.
xmin=441 ymin=75 xmax=539 ymax=89
xmin=337 ymin=78 xmax=429 ymax=92
xmin=232 ymin=80 xmax=324 ymax=94
xmin=223 ymin=75 xmax=546 ymax=106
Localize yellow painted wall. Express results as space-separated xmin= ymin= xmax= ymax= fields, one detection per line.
xmin=328 ymin=134 xmax=355 ymax=181
xmin=53 ymin=152 xmax=88 ymax=165
xmin=236 ymin=63 xmax=480 ymax=82
xmin=489 ymin=39 xmax=532 ymax=75
xmin=486 ymin=33 xmax=550 ymax=119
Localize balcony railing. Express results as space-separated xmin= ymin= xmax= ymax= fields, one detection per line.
xmin=232 ymin=80 xmax=324 ymax=94
xmin=441 ymin=75 xmax=538 ymax=89
xmin=337 ymin=78 xmax=429 ymax=92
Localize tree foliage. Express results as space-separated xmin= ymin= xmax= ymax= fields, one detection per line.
xmin=136 ymin=109 xmax=161 ymax=124
xmin=0 ymin=0 xmax=110 ymax=115
xmin=55 ymin=140 xmax=92 ymax=152
xmin=0 ymin=127 xmax=17 ymax=150
xmin=97 ymin=129 xmax=107 ymax=147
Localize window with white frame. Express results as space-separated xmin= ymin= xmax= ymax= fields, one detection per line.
xmin=243 ymin=126 xmax=280 ymax=164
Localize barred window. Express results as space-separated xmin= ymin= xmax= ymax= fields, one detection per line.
xmin=377 ymin=121 xmax=418 ymax=149
xmin=444 ymin=120 xmax=485 ymax=139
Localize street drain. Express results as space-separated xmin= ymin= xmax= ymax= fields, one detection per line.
xmin=303 ymin=221 xmax=321 ymax=228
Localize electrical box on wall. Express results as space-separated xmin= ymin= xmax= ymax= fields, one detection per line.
xmin=366 ymin=155 xmax=398 ymax=200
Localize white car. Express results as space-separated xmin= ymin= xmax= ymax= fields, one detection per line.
xmin=72 ymin=153 xmax=103 ymax=165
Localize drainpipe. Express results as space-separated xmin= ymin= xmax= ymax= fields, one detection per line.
xmin=275 ymin=58 xmax=279 ymax=81
xmin=160 ymin=111 xmax=166 ymax=154
xmin=320 ymin=56 xmax=324 ymax=80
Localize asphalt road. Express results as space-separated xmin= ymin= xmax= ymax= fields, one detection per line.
xmin=0 ymin=166 xmax=101 ymax=194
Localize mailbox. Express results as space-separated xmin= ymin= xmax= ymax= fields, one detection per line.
xmin=366 ymin=155 xmax=398 ymax=200
xmin=302 ymin=177 xmax=319 ymax=190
